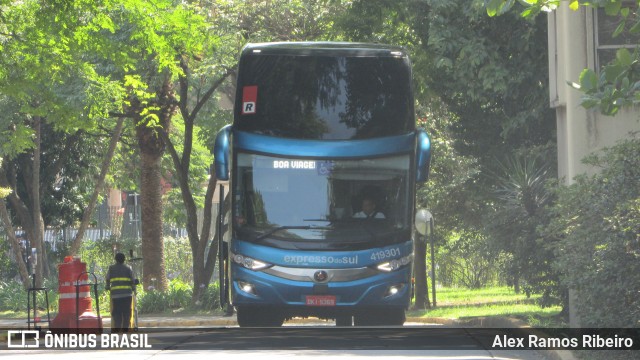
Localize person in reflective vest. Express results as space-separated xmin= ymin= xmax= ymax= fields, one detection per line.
xmin=105 ymin=252 xmax=135 ymax=333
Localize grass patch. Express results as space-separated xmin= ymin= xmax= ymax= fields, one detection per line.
xmin=0 ymin=285 xmax=565 ymax=327
xmin=0 ymin=310 xmax=27 ymax=319
xmin=408 ymin=286 xmax=565 ymax=327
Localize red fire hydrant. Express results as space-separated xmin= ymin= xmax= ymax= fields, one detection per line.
xmin=51 ymin=256 xmax=102 ymax=332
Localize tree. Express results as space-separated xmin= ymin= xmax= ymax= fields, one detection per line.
xmin=92 ymin=0 xmax=217 ymax=291
xmin=159 ymin=45 xmax=235 ymax=301
xmin=160 ymin=0 xmax=352 ymax=302
xmin=0 ymin=1 xmax=124 ymax=287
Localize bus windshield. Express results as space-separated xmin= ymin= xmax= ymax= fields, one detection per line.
xmin=233 ymin=153 xmax=412 ymax=250
xmin=234 ymin=54 xmax=413 ymax=140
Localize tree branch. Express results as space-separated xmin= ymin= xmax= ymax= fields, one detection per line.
xmin=70 ymin=116 xmax=126 ymax=255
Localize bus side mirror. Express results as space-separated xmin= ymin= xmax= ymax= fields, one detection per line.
xmin=416 ymin=130 xmax=431 ymax=183
xmin=415 ymin=209 xmax=433 ymax=237
xmin=214 ymin=125 xmax=232 ymax=181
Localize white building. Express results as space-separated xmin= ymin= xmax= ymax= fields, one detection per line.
xmin=548 ymin=4 xmax=640 ymax=180
xmin=547 ymin=3 xmax=640 ymax=326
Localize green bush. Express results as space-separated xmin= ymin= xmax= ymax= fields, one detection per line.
xmin=0 ymin=279 xmax=59 ymax=313
xmin=199 ymin=282 xmax=221 ymax=311
xmin=0 ymin=281 xmax=28 ymax=312
xmin=436 ymin=230 xmax=504 ymax=288
xmin=137 ymin=279 xmax=195 ymax=314
xmin=77 ymin=237 xmax=142 ymax=281
xmin=0 ymin=236 xmax=18 ymax=280
xmin=137 ymin=289 xmax=169 ymax=314
xmin=166 ymin=279 xmax=192 ymax=308
xmin=134 ymin=279 xmax=221 ymax=314
xmin=550 ymin=138 xmax=640 ymax=327
xmin=163 ymin=237 xmax=193 ymax=284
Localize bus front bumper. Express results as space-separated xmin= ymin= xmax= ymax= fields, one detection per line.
xmin=230 ymin=264 xmax=412 ymax=315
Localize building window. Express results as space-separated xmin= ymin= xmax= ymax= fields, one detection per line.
xmin=594 ymin=4 xmax=640 ymax=68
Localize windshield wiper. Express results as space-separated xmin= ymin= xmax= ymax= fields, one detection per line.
xmin=255 ymin=225 xmax=328 ymax=241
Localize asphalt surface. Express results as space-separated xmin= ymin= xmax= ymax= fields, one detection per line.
xmin=0 ymin=314 xmax=580 ymax=360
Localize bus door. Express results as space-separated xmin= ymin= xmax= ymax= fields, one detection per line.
xmin=217 ymin=183 xmax=230 ymax=308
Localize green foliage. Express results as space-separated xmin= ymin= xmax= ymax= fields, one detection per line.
xmin=136 ymin=279 xmax=222 ymax=314
xmin=437 ymin=230 xmax=505 ymax=288
xmin=484 ymin=149 xmax=563 ymax=307
xmin=163 ymin=237 xmax=193 ymax=284
xmin=575 ymin=48 xmax=640 ymax=115
xmin=0 ymin=279 xmax=58 ymax=313
xmin=0 ymin=234 xmax=17 ymax=280
xmin=198 ymin=282 xmax=222 ymax=311
xmin=136 ymin=289 xmax=168 ymax=314
xmin=488 ymin=0 xmax=640 ymax=116
xmin=548 ymin=138 xmax=640 ymax=327
xmin=75 ymin=237 xmax=142 ymax=286
xmin=0 ymin=281 xmax=29 ymax=312
xmin=137 ymin=279 xmax=193 ymax=314
xmin=485 ymin=0 xmax=560 ymax=18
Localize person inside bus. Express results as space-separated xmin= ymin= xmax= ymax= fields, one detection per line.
xmin=353 ymin=196 xmax=385 ymax=219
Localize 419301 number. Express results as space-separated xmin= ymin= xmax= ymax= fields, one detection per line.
xmin=370 ymin=247 xmax=401 ymax=261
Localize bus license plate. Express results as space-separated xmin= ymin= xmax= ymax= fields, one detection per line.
xmin=305 ymin=295 xmax=336 ymax=306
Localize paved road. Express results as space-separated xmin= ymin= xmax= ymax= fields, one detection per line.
xmin=2 ymin=325 xmax=554 ymax=360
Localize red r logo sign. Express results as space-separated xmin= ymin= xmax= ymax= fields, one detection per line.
xmin=242 ymin=86 xmax=258 ymax=114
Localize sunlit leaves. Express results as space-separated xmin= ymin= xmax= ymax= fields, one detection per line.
xmin=570 ymin=0 xmax=579 ymax=11
xmin=484 ymin=0 xmax=515 ymax=17
xmin=578 ymin=68 xmax=598 ymax=92
xmin=0 ymin=122 xmax=36 ymax=160
xmin=485 ymin=0 xmax=559 ymax=18
xmin=616 ymin=47 xmax=633 ymax=66
xmin=575 ymin=48 xmax=640 ymax=115
xmin=487 ymin=0 xmax=640 ymax=116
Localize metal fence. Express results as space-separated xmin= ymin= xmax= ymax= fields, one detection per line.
xmin=0 ymin=205 xmax=217 ymax=251
xmin=1 ymin=202 xmax=217 ymax=251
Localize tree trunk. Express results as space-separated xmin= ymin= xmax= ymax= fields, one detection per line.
xmin=132 ymin=79 xmax=175 ymax=293
xmin=30 ymin=116 xmax=47 ymax=286
xmin=138 ymin=150 xmax=167 ymax=292
xmin=0 ymin=200 xmax=31 ymax=288
xmin=412 ymin=235 xmax=431 ymax=310
xmin=0 ymin=165 xmax=38 ymax=286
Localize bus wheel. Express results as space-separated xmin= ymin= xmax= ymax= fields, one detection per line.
xmin=236 ymin=306 xmax=285 ymax=327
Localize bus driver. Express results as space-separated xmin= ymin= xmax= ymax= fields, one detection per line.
xmin=353 ymin=196 xmax=385 ymax=219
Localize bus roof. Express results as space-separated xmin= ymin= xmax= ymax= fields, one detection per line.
xmin=241 ymin=42 xmax=408 ymax=58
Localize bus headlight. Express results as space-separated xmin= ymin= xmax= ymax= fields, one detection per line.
xmin=376 ymin=254 xmax=412 ymax=272
xmin=384 ymin=283 xmax=406 ymax=298
xmin=238 ymin=281 xmax=257 ymax=295
xmin=231 ymin=253 xmax=272 ymax=271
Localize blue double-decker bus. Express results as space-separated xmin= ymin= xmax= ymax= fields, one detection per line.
xmin=214 ymin=42 xmax=431 ymax=327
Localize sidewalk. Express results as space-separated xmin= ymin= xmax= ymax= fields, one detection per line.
xmin=0 ymin=313 xmax=542 ymax=329
xmin=0 ymin=314 xmax=238 ymax=329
